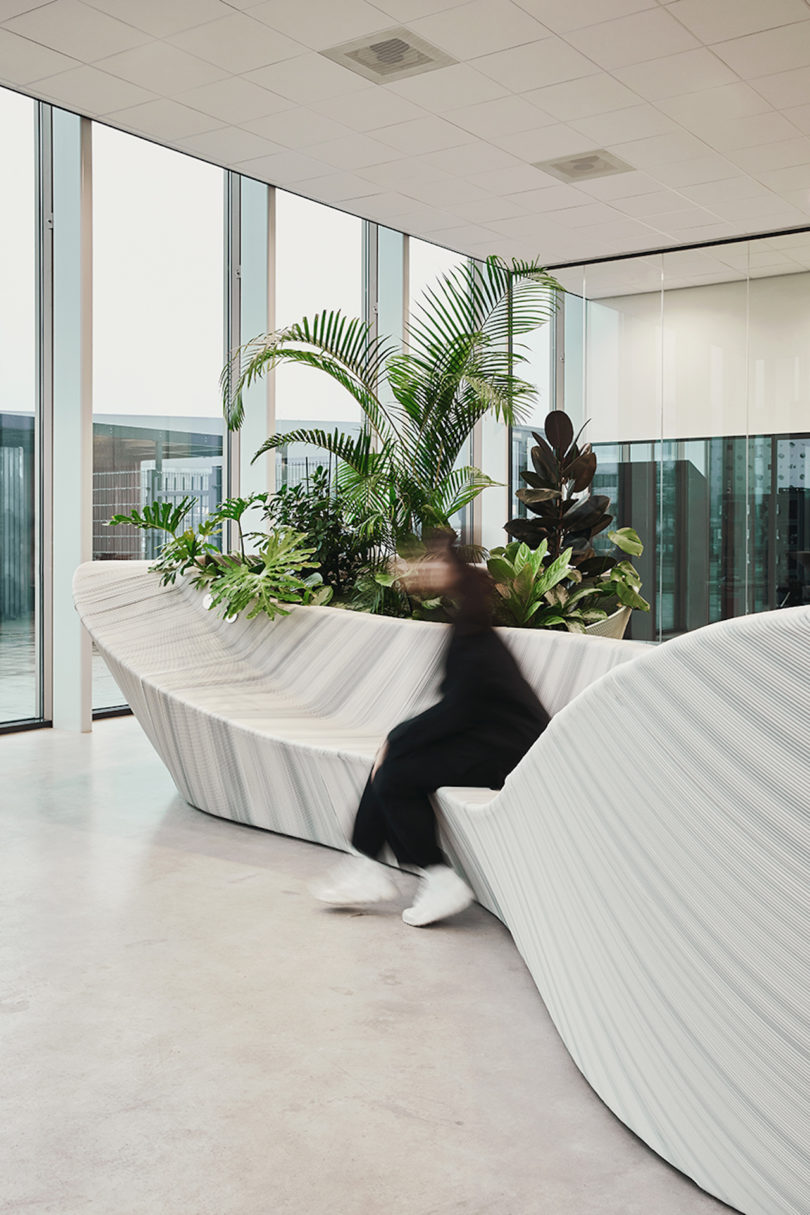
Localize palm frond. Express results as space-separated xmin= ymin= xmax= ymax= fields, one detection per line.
xmin=222 ymin=311 xmax=398 ymax=437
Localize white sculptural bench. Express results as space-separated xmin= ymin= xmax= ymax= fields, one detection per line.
xmin=73 ymin=560 xmax=810 ymax=1215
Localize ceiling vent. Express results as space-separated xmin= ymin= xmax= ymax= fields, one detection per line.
xmin=534 ymin=150 xmax=635 ymax=183
xmin=321 ymin=28 xmax=456 ymax=83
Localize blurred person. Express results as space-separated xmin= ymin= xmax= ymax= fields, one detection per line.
xmin=312 ymin=532 xmax=550 ymax=928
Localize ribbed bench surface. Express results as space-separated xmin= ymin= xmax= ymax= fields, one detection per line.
xmin=74 ymin=561 xmax=810 ymax=1215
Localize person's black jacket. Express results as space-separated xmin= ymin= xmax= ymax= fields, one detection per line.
xmin=386 ymin=565 xmax=550 ymax=769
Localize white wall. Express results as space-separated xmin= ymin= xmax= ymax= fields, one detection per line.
xmin=583 ymin=270 xmax=810 ymax=444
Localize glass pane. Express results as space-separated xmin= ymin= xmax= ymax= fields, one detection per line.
xmin=662 ymin=244 xmax=749 ymax=636
xmin=274 ymin=190 xmax=363 ymax=489
xmin=0 ymin=87 xmax=38 ymax=724
xmin=92 ymin=125 xmax=225 ymax=709
xmin=747 ymin=232 xmax=810 ymax=613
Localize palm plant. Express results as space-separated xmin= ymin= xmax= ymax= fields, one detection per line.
xmin=222 ymin=256 xmax=561 ymax=553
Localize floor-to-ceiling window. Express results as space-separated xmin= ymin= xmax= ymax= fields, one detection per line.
xmin=0 ymin=87 xmax=38 ymax=725
xmin=92 ymin=124 xmax=225 ymax=709
xmin=273 ymin=190 xmax=363 ymax=489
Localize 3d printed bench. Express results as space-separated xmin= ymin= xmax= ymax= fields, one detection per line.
xmin=74 ymin=560 xmax=810 ymax=1215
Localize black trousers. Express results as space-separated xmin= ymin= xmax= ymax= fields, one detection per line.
xmin=351 ymin=737 xmax=517 ymax=869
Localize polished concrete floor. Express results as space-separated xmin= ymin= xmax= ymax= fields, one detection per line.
xmin=1 ymin=717 xmax=735 ymax=1215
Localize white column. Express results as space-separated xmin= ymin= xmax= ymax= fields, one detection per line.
xmin=51 ymin=110 xmax=92 ymax=731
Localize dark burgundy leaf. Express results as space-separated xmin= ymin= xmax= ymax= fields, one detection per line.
xmin=578 ymin=554 xmax=616 ymax=576
xmin=517 ymin=487 xmax=558 ymax=507
xmin=520 ymin=470 xmax=559 ymax=492
xmin=565 ymin=450 xmax=597 ymax=492
xmin=544 ymin=410 xmax=574 ymax=458
xmin=530 ymin=438 xmax=559 ymax=483
xmin=503 ymin=518 xmax=547 ymax=547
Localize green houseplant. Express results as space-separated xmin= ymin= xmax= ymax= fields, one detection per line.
xmin=222 ymin=256 xmax=561 ymax=555
xmin=496 ymin=410 xmax=650 ymax=632
xmin=107 ymin=494 xmax=331 ymax=621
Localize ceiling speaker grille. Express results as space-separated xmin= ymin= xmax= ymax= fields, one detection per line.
xmin=534 ymin=150 xmax=635 ymax=183
xmin=322 ymin=27 xmax=456 ymax=83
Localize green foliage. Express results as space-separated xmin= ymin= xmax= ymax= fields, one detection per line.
xmin=196 ymin=528 xmax=332 ymax=621
xmin=223 ymin=255 xmax=561 ymax=552
xmin=261 ymin=466 xmax=377 ymax=599
xmin=107 ymin=495 xmax=196 ymax=538
xmin=487 ymin=540 xmax=575 ymax=629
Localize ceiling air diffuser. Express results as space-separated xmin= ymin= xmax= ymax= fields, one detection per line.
xmin=321 ymin=28 xmax=456 ymax=83
xmin=534 ymin=150 xmax=635 ymax=183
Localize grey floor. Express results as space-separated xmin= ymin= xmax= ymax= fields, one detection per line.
xmin=1 ymin=717 xmax=735 ymax=1215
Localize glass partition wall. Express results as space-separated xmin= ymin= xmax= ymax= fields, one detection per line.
xmin=513 ymin=240 xmax=810 ymax=642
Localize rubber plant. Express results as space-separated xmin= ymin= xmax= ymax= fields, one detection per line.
xmin=221 ymin=255 xmax=561 ymax=556
xmin=499 ymin=410 xmax=650 ymax=630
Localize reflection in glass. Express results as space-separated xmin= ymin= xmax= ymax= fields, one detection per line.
xmin=92 ymin=125 xmax=225 ymax=708
xmin=0 ymin=88 xmax=37 ymax=724
xmin=274 ymin=191 xmax=363 ymax=489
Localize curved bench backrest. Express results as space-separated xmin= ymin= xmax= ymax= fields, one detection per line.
xmin=478 ymin=604 xmax=810 ymax=1212
xmin=74 ymin=562 xmax=648 ymax=732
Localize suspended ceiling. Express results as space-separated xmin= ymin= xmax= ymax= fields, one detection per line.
xmin=4 ymin=0 xmax=810 ymax=268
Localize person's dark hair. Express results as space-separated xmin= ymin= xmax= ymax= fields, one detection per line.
xmin=423 ymin=528 xmax=494 ymax=632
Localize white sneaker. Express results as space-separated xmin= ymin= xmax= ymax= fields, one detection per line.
xmin=311 ymin=854 xmax=398 ymax=907
xmin=402 ymin=865 xmax=474 ymax=927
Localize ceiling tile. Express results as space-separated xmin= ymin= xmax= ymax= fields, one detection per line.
xmin=416 ymin=221 xmax=500 ymax=251
xmin=758 ymin=163 xmax=810 ymax=191
xmin=410 ymin=0 xmax=547 ymax=58
xmin=712 ymin=21 xmax=810 ymax=78
xmin=493 ymin=122 xmax=594 ymax=160
xmin=308 ymin=86 xmax=427 ymax=132
xmin=418 ymin=139 xmax=522 ymax=173
xmin=31 ymin=64 xmax=155 ymax=113
xmin=614 ymin=48 xmax=737 ymax=99
xmin=474 ymin=37 xmax=599 ymax=92
xmin=0 ymin=27 xmax=79 ymax=81
xmin=750 ymin=66 xmax=810 ymax=109
xmin=452 ymin=195 xmax=530 ymax=221
xmin=98 ymin=41 xmax=228 ymax=93
xmin=287 ymin=170 xmax=383 ymax=202
xmin=179 ymin=125 xmax=283 ymax=162
xmin=168 ymin=13 xmax=305 ymax=74
xmin=444 ymin=94 xmax=555 ymax=138
xmin=0 ymin=0 xmax=52 ymax=16
xmin=523 ymin=73 xmax=637 ymax=121
xmin=512 ymin=0 xmax=656 ymax=35
xmin=103 ymin=97 xmax=223 ymax=139
xmin=80 ymin=0 xmax=232 ymax=37
xmin=714 ymin=195 xmax=808 ymax=222
xmin=360 ymin=154 xmax=450 ymax=188
xmin=369 ymin=0 xmax=471 ymax=19
xmin=542 ymin=202 xmax=626 ymax=229
xmin=730 ymin=137 xmax=810 ymax=174
xmin=241 ymin=108 xmax=353 ymax=147
xmin=387 ymin=62 xmax=508 ymax=108
xmin=4 ymin=0 xmax=149 ymax=60
xmin=570 ymin=104 xmax=678 ymax=144
xmin=646 ymin=205 xmax=720 ymax=230
xmin=681 ymin=176 xmax=774 ymax=205
xmin=574 ymin=168 xmax=659 ymax=197
xmin=245 ymin=53 xmax=370 ymax=103
xmin=234 ymin=147 xmax=329 ymax=182
xmin=651 ymin=153 xmax=741 ymax=186
xmin=664 ymin=0 xmax=809 ymax=43
xmin=564 ymin=8 xmax=699 ymax=70
xmin=248 ymin=0 xmax=392 ymax=51
xmin=782 ymin=103 xmax=810 ymax=135
xmin=776 ymin=187 xmax=810 ymax=210
xmin=610 ymin=188 xmax=698 ymax=216
xmin=466 ymin=162 xmax=558 ymax=192
xmin=504 ymin=182 xmax=591 ymax=209
xmin=374 ymin=115 xmax=471 ymax=153
xmin=657 ymin=82 xmax=773 ymax=126
xmin=696 ymin=112 xmax=801 ymax=153
xmin=178 ymin=77 xmax=289 ymax=124
xmin=403 ymin=175 xmax=490 ymax=204
xmin=305 ymin=132 xmax=401 ymax=169
xmin=608 ymin=130 xmax=710 ymax=166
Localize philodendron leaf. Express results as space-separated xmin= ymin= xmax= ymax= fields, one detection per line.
xmin=608 ymin=526 xmax=644 ymax=556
